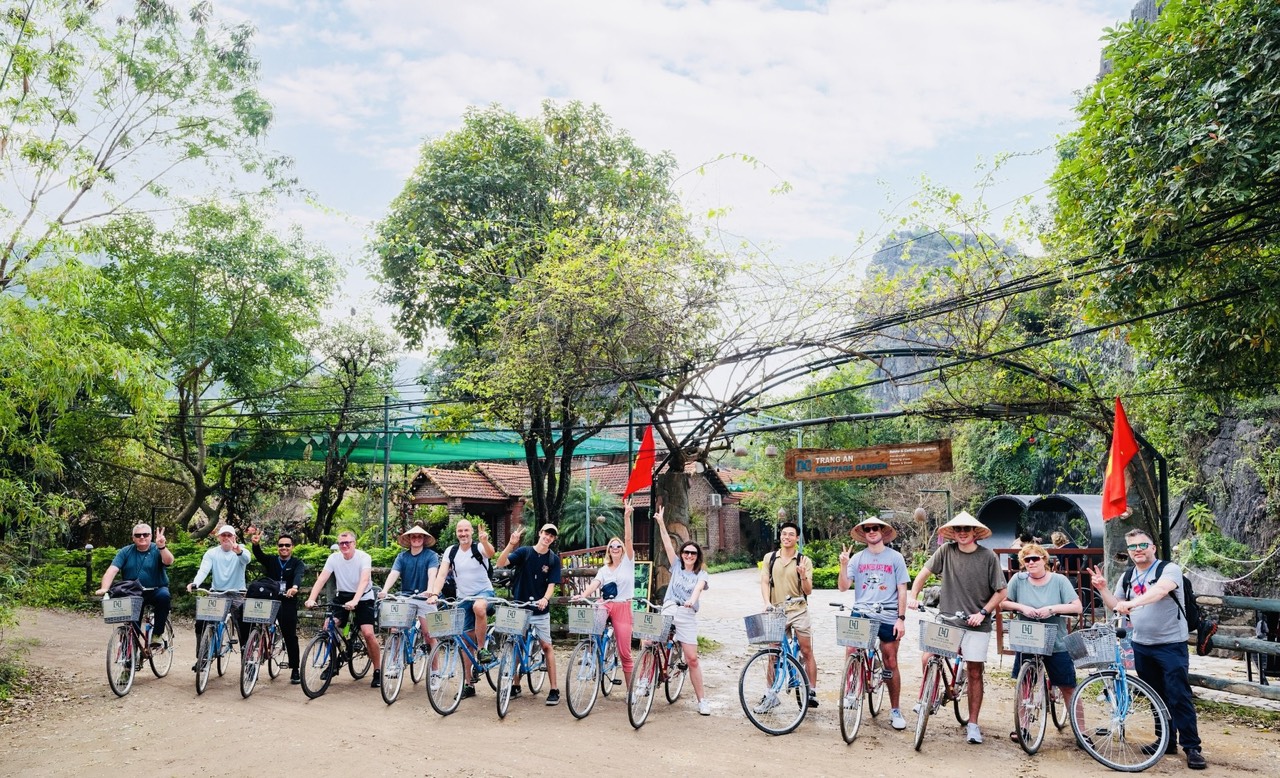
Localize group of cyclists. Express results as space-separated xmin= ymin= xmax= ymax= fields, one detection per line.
xmin=95 ymin=504 xmax=1205 ymax=768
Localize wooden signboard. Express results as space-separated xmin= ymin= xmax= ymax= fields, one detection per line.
xmin=784 ymin=439 xmax=953 ymax=482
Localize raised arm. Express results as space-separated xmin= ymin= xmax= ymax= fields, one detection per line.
xmin=907 ymin=565 xmax=933 ymax=610
xmin=653 ymin=505 xmax=676 ymax=566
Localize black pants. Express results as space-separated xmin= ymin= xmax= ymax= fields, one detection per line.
xmin=277 ymin=600 xmax=300 ymax=669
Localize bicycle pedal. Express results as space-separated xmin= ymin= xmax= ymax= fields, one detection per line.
xmin=611 ymin=679 xmax=622 ymax=685
xmin=677 ymin=662 xmax=688 ymax=671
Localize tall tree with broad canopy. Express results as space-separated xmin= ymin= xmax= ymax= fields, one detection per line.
xmin=375 ymin=101 xmax=727 ymax=527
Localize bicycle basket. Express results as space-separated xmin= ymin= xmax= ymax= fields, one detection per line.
xmin=744 ymin=610 xmax=785 ymax=644
xmin=242 ymin=598 xmax=281 ymax=625
xmin=423 ymin=607 xmax=465 ymax=638
xmin=102 ymin=596 xmax=143 ymax=624
xmin=493 ymin=605 xmax=532 ymax=636
xmin=835 ymin=615 xmax=878 ymax=649
xmin=567 ymin=605 xmax=609 ymax=636
xmin=377 ymin=599 xmax=416 ymax=630
xmin=918 ymin=619 xmax=966 ymax=659
xmin=1006 ymin=620 xmax=1057 ymax=656
xmin=195 ymin=595 xmax=234 ymax=622
xmin=1064 ymin=625 xmax=1115 ymax=669
xmin=632 ymin=610 xmax=673 ymax=642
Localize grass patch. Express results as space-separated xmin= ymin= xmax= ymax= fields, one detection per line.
xmin=1194 ymin=697 xmax=1280 ymax=730
xmin=697 ymin=635 xmax=721 ymax=652
xmin=706 ymin=560 xmax=754 ymax=574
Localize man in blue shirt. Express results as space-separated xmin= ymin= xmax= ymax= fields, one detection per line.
xmin=382 ymin=524 xmax=440 ymax=653
xmin=96 ymin=523 xmax=174 ymax=649
xmin=496 ymin=523 xmax=562 ymax=706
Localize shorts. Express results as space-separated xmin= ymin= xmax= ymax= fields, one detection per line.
xmin=462 ymin=589 xmax=497 ymax=632
xmin=1012 ymin=650 xmax=1077 ymax=688
xmin=876 ymin=621 xmax=902 ymax=645
xmin=334 ymin=592 xmax=377 ymax=628
xmin=785 ymin=608 xmax=812 ymax=637
xmin=528 ymin=612 xmax=551 ymax=643
xmin=402 ymin=598 xmax=437 ymax=620
xmin=958 ymin=628 xmax=991 ymax=663
xmin=663 ymin=604 xmax=698 ymax=645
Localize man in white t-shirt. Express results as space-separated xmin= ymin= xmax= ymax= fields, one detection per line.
xmin=427 ymin=519 xmax=495 ymax=699
xmin=306 ymin=531 xmax=383 ymax=688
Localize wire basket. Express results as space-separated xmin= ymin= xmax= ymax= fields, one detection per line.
xmin=377 ymin=599 xmax=417 ymax=630
xmin=493 ymin=605 xmax=532 ymax=636
xmin=835 ymin=615 xmax=878 ymax=649
xmin=423 ymin=607 xmax=466 ymax=638
xmin=744 ymin=610 xmax=785 ymax=644
xmin=1006 ymin=620 xmax=1058 ymax=656
xmin=632 ymin=610 xmax=674 ymax=642
xmin=567 ymin=605 xmax=609 ymax=636
xmin=918 ymin=618 xmax=968 ymax=659
xmin=1065 ymin=625 xmax=1116 ymax=669
xmin=242 ymin=598 xmax=281 ymax=625
xmin=195 ymin=595 xmax=235 ymax=622
xmin=102 ymin=596 xmax=143 ymax=624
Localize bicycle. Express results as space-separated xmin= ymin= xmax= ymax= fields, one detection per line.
xmin=626 ymin=601 xmax=684 ymax=730
xmin=299 ymin=599 xmax=376 ymax=699
xmin=422 ymin=599 xmax=504 ymax=716
xmin=1066 ymin=617 xmax=1171 ymax=772
xmin=193 ymin=588 xmax=244 ymax=695
xmin=239 ymin=596 xmax=284 ymax=698
xmin=376 ymin=594 xmax=430 ymax=705
xmin=101 ymin=588 xmax=175 ymax=697
xmin=738 ymin=596 xmax=811 ymax=736
xmin=912 ymin=608 xmax=974 ymax=751
xmin=564 ymin=598 xmax=623 ymax=719
xmin=1007 ymin=618 xmax=1067 ymax=755
xmin=493 ymin=600 xmax=549 ymax=718
xmin=831 ymin=602 xmax=889 ymax=744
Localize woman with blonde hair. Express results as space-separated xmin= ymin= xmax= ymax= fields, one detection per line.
xmin=577 ymin=498 xmax=637 ymax=690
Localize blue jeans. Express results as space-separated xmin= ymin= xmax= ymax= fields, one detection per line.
xmin=1133 ymin=641 xmax=1200 ymax=750
xmin=141 ymin=587 xmax=171 ymax=640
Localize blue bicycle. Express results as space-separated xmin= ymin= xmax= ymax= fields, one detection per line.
xmin=376 ymin=594 xmax=430 ymax=705
xmin=423 ymin=599 xmax=503 ymax=716
xmin=494 ymin=600 xmax=548 ymax=718
xmin=564 ymin=599 xmax=622 ymax=719
xmin=298 ymin=599 xmax=374 ymax=699
xmin=739 ymin=597 xmax=810 ymax=735
xmin=193 ymin=588 xmax=242 ymax=695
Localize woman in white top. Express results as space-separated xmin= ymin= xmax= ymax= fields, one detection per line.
xmin=654 ymin=504 xmax=711 ymax=716
xmin=577 ymin=498 xmax=637 ymax=689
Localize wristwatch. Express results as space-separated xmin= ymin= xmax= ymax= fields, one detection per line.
xmin=978 ymin=608 xmax=989 ymax=618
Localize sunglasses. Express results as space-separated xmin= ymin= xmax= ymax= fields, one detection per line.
xmin=133 ymin=533 xmax=151 ymax=538
xmin=859 ymin=526 xmax=882 ymax=533
xmin=681 ymin=549 xmax=699 ymax=556
xmin=277 ymin=543 xmax=293 ymax=548
xmin=608 ymin=544 xmax=623 ymax=550
xmin=1022 ymin=555 xmax=1043 ymax=563
xmin=1126 ymin=542 xmax=1151 ymax=551
xmin=952 ymin=528 xmax=974 ymax=534
xmin=338 ymin=541 xmax=354 ymax=547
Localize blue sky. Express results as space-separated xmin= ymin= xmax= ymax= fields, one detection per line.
xmin=219 ymin=0 xmax=1138 ymax=325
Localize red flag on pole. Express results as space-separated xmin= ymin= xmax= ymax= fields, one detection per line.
xmin=623 ymin=425 xmax=656 ymax=499
xmin=1102 ymin=397 xmax=1140 ymax=520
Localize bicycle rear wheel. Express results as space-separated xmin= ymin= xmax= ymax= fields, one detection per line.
xmin=240 ymin=627 xmax=262 ymax=698
xmin=913 ymin=661 xmax=941 ymax=751
xmin=195 ymin=629 xmax=214 ymax=695
xmin=266 ymin=628 xmax=283 ymax=680
xmin=216 ymin=616 xmax=232 ymax=677
xmin=867 ymin=649 xmax=886 ymax=717
xmin=664 ymin=641 xmax=686 ymax=703
xmin=600 ymin=631 xmax=620 ymax=696
xmin=106 ymin=627 xmax=136 ymax=697
xmin=409 ymin=632 xmax=427 ymax=685
xmin=1014 ymin=657 xmax=1048 ymax=755
xmin=348 ymin=632 xmax=372 ymax=679
xmin=839 ymin=652 xmax=867 ymax=744
xmin=952 ymin=660 xmax=969 ymax=725
xmin=739 ymin=649 xmax=809 ymax=736
xmin=380 ymin=631 xmax=405 ymax=705
xmin=1050 ymin=683 xmax=1067 ymax=730
xmin=148 ymin=616 xmax=174 ymax=678
xmin=566 ymin=639 xmax=601 ymax=719
xmin=495 ymin=641 xmax=517 ymax=719
xmin=526 ymin=637 xmax=547 ymax=694
xmin=1070 ymin=670 xmax=1170 ymax=772
xmin=426 ymin=638 xmax=464 ymax=716
xmin=299 ymin=634 xmax=334 ymax=699
xmin=627 ymin=646 xmax=660 ymax=729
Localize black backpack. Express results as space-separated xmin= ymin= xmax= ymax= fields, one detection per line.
xmin=247 ymin=578 xmax=283 ymax=601
xmin=1121 ymin=560 xmax=1215 ymax=651
xmin=440 ymin=543 xmax=490 ymax=600
xmin=766 ymin=550 xmax=807 ymax=603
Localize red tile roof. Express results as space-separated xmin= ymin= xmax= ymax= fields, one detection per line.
xmin=475 ymin=462 xmax=532 ymax=497
xmin=412 ymin=467 xmax=507 ymax=502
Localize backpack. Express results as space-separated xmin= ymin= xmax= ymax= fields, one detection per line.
xmin=440 ymin=543 xmax=490 ymax=600
xmin=108 ymin=579 xmax=144 ymax=599
xmin=767 ymin=550 xmax=807 ymax=603
xmin=1122 ymin=560 xmax=1217 ymax=653
xmin=247 ymin=578 xmax=283 ymax=601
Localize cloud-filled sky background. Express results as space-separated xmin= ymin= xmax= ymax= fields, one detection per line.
xmin=220 ymin=0 xmax=1138 ymax=319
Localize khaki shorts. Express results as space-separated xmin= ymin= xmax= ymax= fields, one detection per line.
xmin=785 ymin=608 xmax=812 ymax=637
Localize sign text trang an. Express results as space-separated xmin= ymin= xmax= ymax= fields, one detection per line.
xmin=783 ymin=440 xmax=953 ymax=482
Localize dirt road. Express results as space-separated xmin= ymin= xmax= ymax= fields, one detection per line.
xmin=2 ymin=570 xmax=1275 ymax=776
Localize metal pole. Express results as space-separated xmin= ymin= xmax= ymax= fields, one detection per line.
xmin=382 ymin=395 xmax=391 ymax=547
xmin=84 ymin=544 xmax=94 ymax=593
xmin=796 ymin=428 xmax=804 ymax=549
xmin=585 ymin=457 xmax=592 ymax=550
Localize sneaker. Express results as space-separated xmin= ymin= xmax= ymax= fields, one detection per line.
xmin=290 ymin=670 xmax=301 ymax=685
xmin=545 ymin=689 xmax=561 ymax=706
xmin=891 ymin=710 xmax=907 ymax=731
xmin=477 ymin=648 xmax=495 ymax=664
xmin=461 ymin=684 xmax=476 ymax=699
xmin=912 ymin=702 xmax=922 ymax=714
xmin=1185 ymin=748 xmax=1206 ymax=770
xmin=509 ymin=685 xmax=522 ymax=699
xmin=370 ymin=669 xmax=382 ymax=689
xmin=635 ymin=679 xmax=651 ymax=698
xmin=807 ymin=690 xmax=819 ymax=709
xmin=966 ymin=723 xmax=983 ymax=744
xmin=753 ymin=693 xmax=780 ymax=714
xmin=698 ymin=698 xmax=711 ymax=716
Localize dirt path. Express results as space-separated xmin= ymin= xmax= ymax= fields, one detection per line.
xmin=2 ymin=570 xmax=1274 ymax=776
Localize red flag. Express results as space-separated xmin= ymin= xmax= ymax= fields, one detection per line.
xmin=1102 ymin=397 xmax=1140 ymax=520
xmin=623 ymin=425 xmax=655 ymax=499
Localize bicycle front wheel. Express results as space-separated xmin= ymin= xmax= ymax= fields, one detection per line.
xmin=1070 ymin=670 xmax=1171 ymax=772
xmin=148 ymin=616 xmax=174 ymax=678
xmin=526 ymin=638 xmax=547 ymax=694
xmin=867 ymin=649 xmax=886 ymax=717
xmin=240 ymin=627 xmax=262 ymax=699
xmin=409 ymin=633 xmax=427 ymax=685
xmin=495 ymin=641 xmax=517 ymax=719
xmin=381 ymin=631 xmax=405 ymax=705
xmin=913 ymin=660 xmax=941 ymax=751
xmin=952 ymin=661 xmax=969 ymax=725
xmin=627 ymin=646 xmax=660 ymax=729
xmin=600 ymin=632 xmax=620 ymax=696
xmin=1050 ymin=683 xmax=1067 ymax=730
xmin=195 ymin=629 xmax=214 ymax=695
xmin=426 ymin=638 xmax=464 ymax=716
xmin=266 ymin=628 xmax=283 ymax=680
xmin=1014 ymin=657 xmax=1048 ymax=755
xmin=664 ymin=641 xmax=686 ymax=703
xmin=216 ymin=617 xmax=232 ymax=677
xmin=106 ymin=627 xmax=136 ymax=697
xmin=566 ymin=639 xmax=601 ymax=719
xmin=299 ymin=634 xmax=334 ymax=700
xmin=739 ymin=648 xmax=809 ymax=736
xmin=839 ymin=652 xmax=867 ymax=744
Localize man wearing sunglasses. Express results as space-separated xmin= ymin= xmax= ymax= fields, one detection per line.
xmin=306 ymin=531 xmax=382 ymax=688
xmin=96 ymin=523 xmax=174 ymax=650
xmin=1089 ymin=529 xmax=1205 ymax=769
xmin=249 ymin=528 xmax=307 ymax=684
